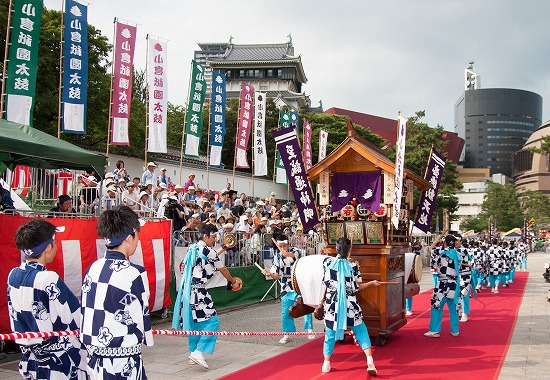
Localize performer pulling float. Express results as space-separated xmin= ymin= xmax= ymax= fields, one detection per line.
xmin=321 ymin=237 xmax=380 ymax=375
xmin=172 ymin=223 xmax=242 ymax=369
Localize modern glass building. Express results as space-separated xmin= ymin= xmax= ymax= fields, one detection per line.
xmin=454 ymin=88 xmax=543 ymax=177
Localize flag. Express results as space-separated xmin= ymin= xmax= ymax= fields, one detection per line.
xmin=275 ymin=150 xmax=287 ymax=184
xmin=289 ymin=111 xmax=299 ymax=133
xmin=392 ymin=115 xmax=407 ymax=229
xmin=0 ymin=214 xmax=172 ymax=330
xmin=235 ymin=82 xmax=254 ymax=168
xmin=184 ymin=61 xmax=207 ymax=157
xmin=303 ymin=119 xmax=313 ymax=170
xmin=110 ymin=21 xmax=137 ymax=145
xmin=5 ymin=0 xmax=44 ymax=126
xmin=253 ymin=92 xmax=268 ymax=176
xmin=147 ymin=37 xmax=168 ymax=153
xmin=413 ymin=149 xmax=446 ymax=233
xmin=272 ymin=128 xmax=320 ymax=231
xmin=319 ymin=129 xmax=328 ymax=162
xmin=331 ymin=172 xmax=381 ymax=212
xmin=279 ymin=110 xmax=291 ymax=129
xmin=61 ymin=0 xmax=88 ymax=134
xmin=209 ymin=71 xmax=226 ymax=167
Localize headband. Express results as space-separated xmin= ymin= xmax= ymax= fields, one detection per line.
xmin=278 ymin=239 xmax=289 ymax=245
xmin=21 ymin=236 xmax=54 ymax=258
xmin=104 ymin=228 xmax=135 ymax=248
xmin=104 ymin=219 xmax=145 ymax=248
xmin=21 ymin=226 xmax=65 ymax=258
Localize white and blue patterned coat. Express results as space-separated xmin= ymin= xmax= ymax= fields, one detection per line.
xmin=8 ymin=261 xmax=87 ymax=379
xmin=322 ymin=257 xmax=363 ymax=330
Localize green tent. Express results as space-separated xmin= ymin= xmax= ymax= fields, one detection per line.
xmin=0 ymin=119 xmax=106 ymax=177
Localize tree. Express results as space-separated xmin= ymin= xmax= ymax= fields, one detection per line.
xmin=383 ymin=111 xmax=461 ymax=231
xmin=518 ymin=189 xmax=550 ymax=227
xmin=0 ymin=5 xmax=113 ymax=147
xmin=460 ymin=215 xmax=489 ymax=233
xmin=528 ymin=135 xmax=550 ymax=155
xmin=464 ymin=182 xmax=524 ymax=232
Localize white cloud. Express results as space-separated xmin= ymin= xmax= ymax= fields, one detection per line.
xmin=44 ymin=0 xmax=550 ymax=130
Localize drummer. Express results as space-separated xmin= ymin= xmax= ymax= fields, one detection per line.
xmin=172 ymin=223 xmax=241 ymax=369
xmin=263 ymin=234 xmax=315 ymax=344
xmin=321 ymin=237 xmax=380 ymax=375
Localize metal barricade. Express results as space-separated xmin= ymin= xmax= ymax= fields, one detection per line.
xmin=171 ymin=229 xmax=326 ymax=270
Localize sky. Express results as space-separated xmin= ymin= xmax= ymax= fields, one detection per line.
xmin=43 ymin=0 xmax=550 ymax=132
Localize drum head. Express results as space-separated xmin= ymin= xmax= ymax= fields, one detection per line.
xmin=291 ymin=255 xmax=332 ymax=307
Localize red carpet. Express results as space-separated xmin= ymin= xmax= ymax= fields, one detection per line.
xmin=219 ymin=272 xmax=528 ymax=380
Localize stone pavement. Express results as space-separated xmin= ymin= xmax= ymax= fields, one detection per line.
xmin=1 ymin=250 xmax=548 ymax=379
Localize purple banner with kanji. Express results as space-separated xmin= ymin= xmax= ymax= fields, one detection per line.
xmin=272 ymin=128 xmax=320 ymax=232
xmin=110 ymin=21 xmax=137 ymax=145
xmin=331 ymin=172 xmax=381 ymax=212
xmin=303 ymin=119 xmax=313 ymax=170
xmin=413 ymin=149 xmax=446 ymax=233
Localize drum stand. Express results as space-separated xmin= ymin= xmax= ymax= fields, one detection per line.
xmin=260 ymin=279 xmax=282 ymax=302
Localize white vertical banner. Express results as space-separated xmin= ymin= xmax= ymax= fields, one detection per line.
xmin=383 ymin=172 xmax=395 ymax=204
xmin=319 ymin=129 xmax=328 ymax=162
xmin=319 ymin=171 xmax=330 ymax=205
xmin=147 ymin=37 xmax=168 ymax=153
xmin=253 ymin=92 xmax=268 ymax=176
xmin=392 ymin=114 xmax=407 ymax=229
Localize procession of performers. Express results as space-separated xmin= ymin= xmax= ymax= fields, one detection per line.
xmin=426 ymin=231 xmax=529 ymax=338
xmin=5 ymin=203 xmax=533 ymax=378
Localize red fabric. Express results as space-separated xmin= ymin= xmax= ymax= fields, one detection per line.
xmin=0 ymin=214 xmax=172 ymax=334
xmin=10 ymin=165 xmax=31 ymax=196
xmin=220 ymin=272 xmax=528 ymax=380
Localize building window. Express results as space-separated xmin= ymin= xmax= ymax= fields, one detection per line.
xmin=466 ymin=129 xmax=470 ymax=132
xmin=277 ymin=69 xmax=282 ymax=77
xmin=267 ymin=69 xmax=273 ymax=78
xmin=479 ymin=120 xmax=483 ymax=124
xmin=466 ymin=122 xmax=470 ymax=125
xmin=513 ymin=150 xmax=533 ymax=172
xmin=239 ymin=69 xmax=245 ymax=78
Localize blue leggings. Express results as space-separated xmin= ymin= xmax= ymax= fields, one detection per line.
xmin=432 ymin=273 xmax=439 ymax=287
xmin=281 ymin=292 xmax=313 ymax=332
xmin=461 ymin=291 xmax=470 ymax=314
xmin=429 ymin=297 xmax=459 ymax=334
xmin=323 ymin=322 xmax=371 ymax=356
xmin=188 ymin=315 xmax=219 ymax=354
xmin=405 ymin=297 xmax=412 ymax=311
xmin=489 ymin=274 xmax=501 ymax=288
xmin=519 ymin=258 xmax=527 ymax=270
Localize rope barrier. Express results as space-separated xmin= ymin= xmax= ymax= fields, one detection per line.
xmin=0 ymin=329 xmax=326 ymax=341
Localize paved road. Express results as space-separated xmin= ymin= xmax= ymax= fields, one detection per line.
xmin=1 ymin=250 xmax=548 ymax=379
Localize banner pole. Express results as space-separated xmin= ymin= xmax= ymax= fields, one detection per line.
xmin=232 ymin=84 xmax=243 ymax=189
xmin=272 ymin=110 xmax=281 ymax=193
xmin=0 ymin=0 xmax=14 ymax=117
xmin=205 ymin=98 xmax=212 ymax=191
xmin=144 ymin=35 xmax=150 ymax=169
xmin=105 ymin=18 xmax=117 ymax=159
xmin=56 ymin=0 xmax=65 ymax=138
xmin=178 ymin=61 xmax=193 ymax=184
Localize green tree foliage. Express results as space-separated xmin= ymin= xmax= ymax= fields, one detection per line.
xmin=460 ymin=215 xmax=489 ymax=233
xmin=528 ymin=135 xmax=550 ymax=155
xmin=462 ymin=182 xmax=524 ymax=232
xmin=0 ymin=5 xmax=112 ymax=147
xmin=382 ymin=111 xmax=461 ymax=231
xmin=518 ymin=189 xmax=550 ymax=227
